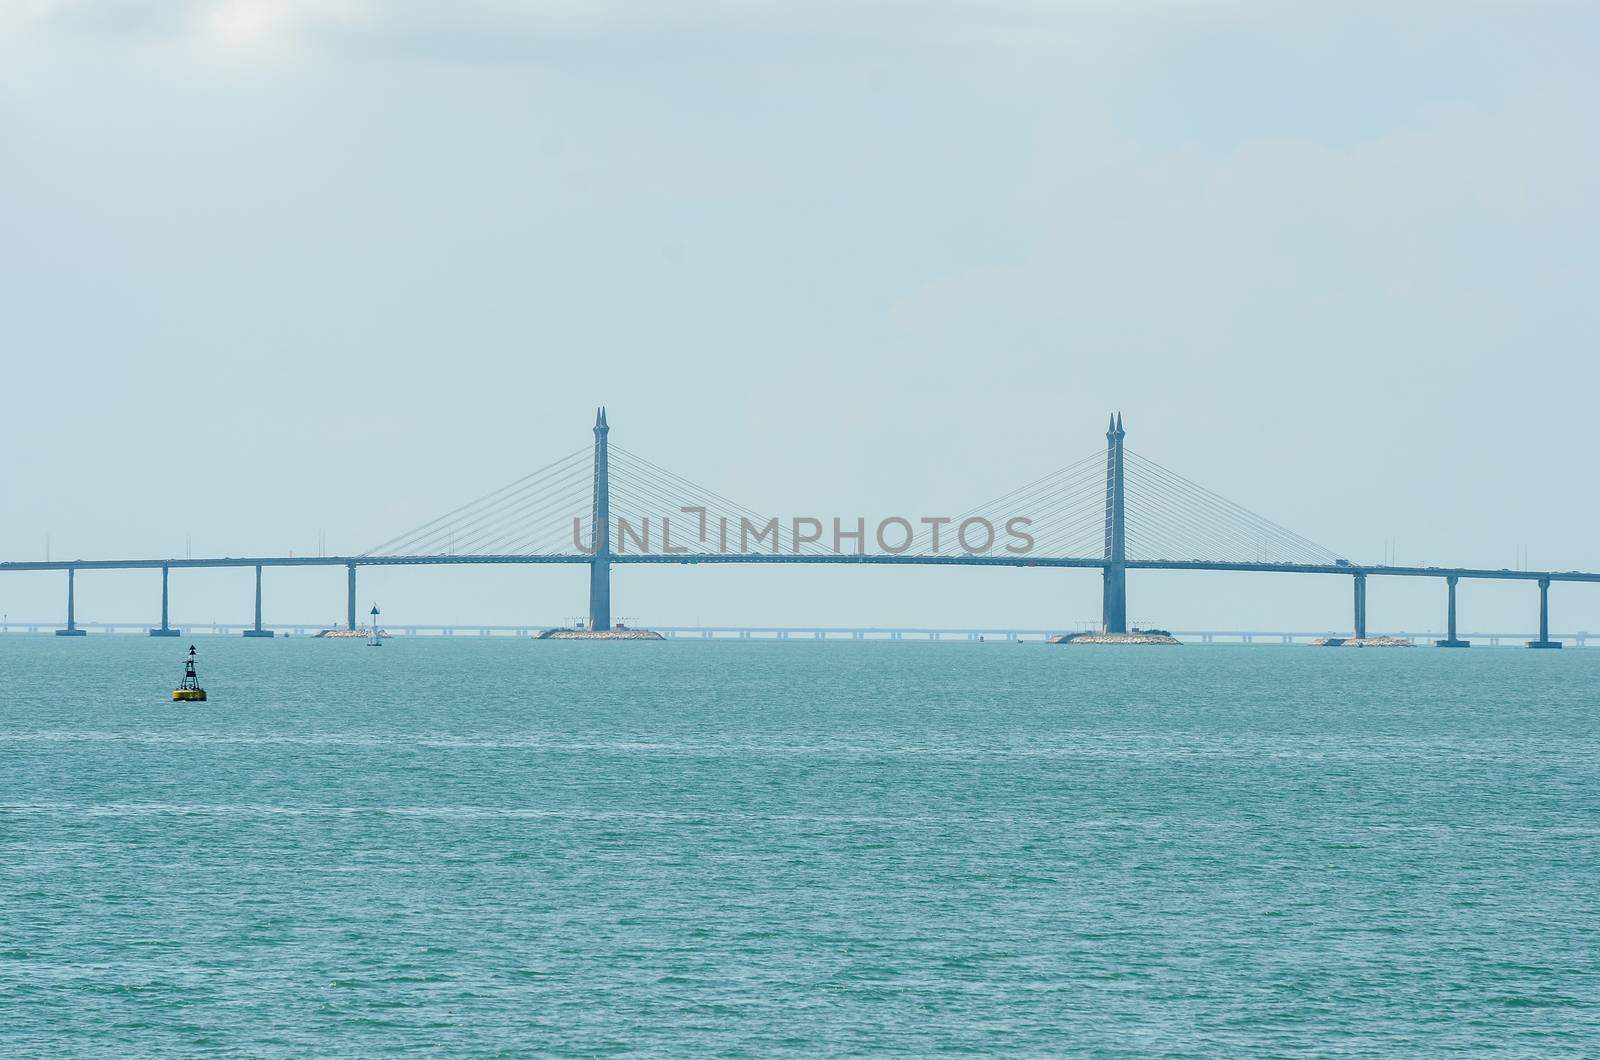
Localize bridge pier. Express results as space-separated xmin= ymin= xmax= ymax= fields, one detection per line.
xmin=1528 ymin=577 xmax=1562 ymax=648
xmin=55 ymin=568 xmax=86 ymax=636
xmin=346 ymin=563 xmax=357 ymax=631
xmin=1352 ymin=572 xmax=1367 ymax=639
xmin=150 ymin=564 xmax=179 ymax=636
xmin=1436 ymin=575 xmax=1469 ymax=647
xmin=244 ymin=564 xmax=274 ymax=637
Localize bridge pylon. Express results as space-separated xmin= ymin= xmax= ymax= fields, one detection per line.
xmin=588 ymin=407 xmax=612 ymax=631
xmin=1102 ymin=413 xmax=1127 ymax=633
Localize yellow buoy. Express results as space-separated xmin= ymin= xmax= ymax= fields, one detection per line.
xmin=172 ymin=644 xmax=207 ymax=702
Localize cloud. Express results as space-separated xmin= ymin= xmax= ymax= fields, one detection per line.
xmin=0 ymin=0 xmax=1259 ymax=70
xmin=1 ymin=0 xmax=365 ymax=65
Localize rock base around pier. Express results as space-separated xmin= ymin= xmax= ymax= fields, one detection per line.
xmin=537 ymin=628 xmax=665 ymax=640
xmin=1312 ymin=637 xmax=1413 ymax=647
xmin=1047 ymin=631 xmax=1181 ymax=645
xmin=315 ymin=628 xmax=390 ymax=639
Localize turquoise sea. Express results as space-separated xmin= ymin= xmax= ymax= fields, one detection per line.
xmin=2 ymin=637 xmax=1597 ymax=1056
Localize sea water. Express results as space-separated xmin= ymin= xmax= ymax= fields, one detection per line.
xmin=2 ymin=637 xmax=1597 ymax=1055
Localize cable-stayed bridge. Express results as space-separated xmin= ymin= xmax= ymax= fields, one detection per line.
xmin=4 ymin=410 xmax=1594 ymax=647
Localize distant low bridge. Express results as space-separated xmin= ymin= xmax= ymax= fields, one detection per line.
xmin=1 ymin=621 xmax=1593 ymax=647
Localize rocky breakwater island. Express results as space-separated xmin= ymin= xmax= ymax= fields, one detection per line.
xmin=1048 ymin=628 xmax=1181 ymax=645
xmin=1312 ymin=636 xmax=1413 ymax=647
xmin=537 ymin=628 xmax=665 ymax=640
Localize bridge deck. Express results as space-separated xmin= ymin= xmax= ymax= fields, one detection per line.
xmin=2 ymin=553 xmax=1596 ymax=583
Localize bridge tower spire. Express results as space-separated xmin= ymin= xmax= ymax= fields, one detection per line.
xmin=1102 ymin=413 xmax=1128 ymax=633
xmin=588 ymin=407 xmax=612 ymax=631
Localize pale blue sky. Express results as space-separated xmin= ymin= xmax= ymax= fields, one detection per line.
xmin=2 ymin=2 xmax=1597 ymax=633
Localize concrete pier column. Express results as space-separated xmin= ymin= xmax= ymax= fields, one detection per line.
xmin=1435 ymin=575 xmax=1469 ymax=647
xmin=55 ymin=567 xmax=86 ymax=636
xmin=1352 ymin=573 xmax=1367 ymax=640
xmin=244 ymin=564 xmax=274 ymax=637
xmin=346 ymin=563 xmax=357 ymax=631
xmin=150 ymin=564 xmax=180 ymax=636
xmin=1529 ymin=577 xmax=1561 ymax=648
